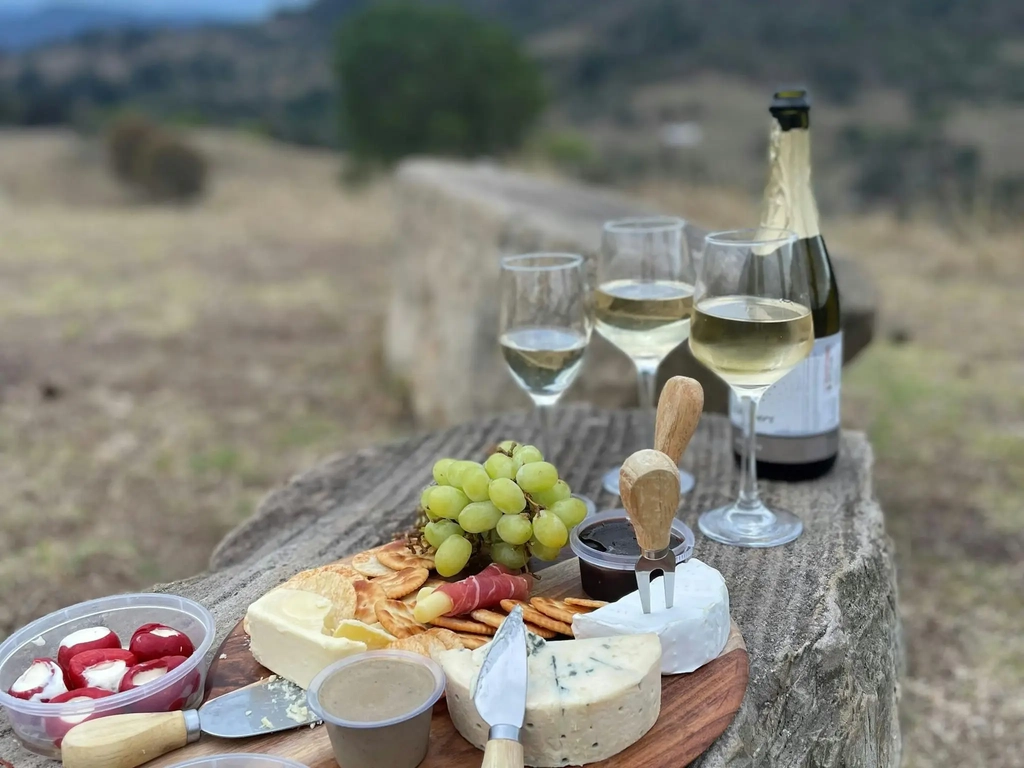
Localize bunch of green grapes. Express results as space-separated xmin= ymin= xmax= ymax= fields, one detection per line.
xmin=418 ymin=441 xmax=589 ymax=577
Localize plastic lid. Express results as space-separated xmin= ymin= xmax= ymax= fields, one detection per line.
xmin=306 ymin=651 xmax=445 ymax=730
xmin=570 ymin=510 xmax=694 ymax=570
xmin=168 ymin=755 xmax=309 ymax=768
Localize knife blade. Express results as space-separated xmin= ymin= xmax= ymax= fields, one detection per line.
xmin=61 ymin=676 xmax=319 ymax=768
xmin=473 ymin=605 xmax=527 ymax=768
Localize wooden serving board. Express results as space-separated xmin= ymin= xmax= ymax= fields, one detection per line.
xmin=147 ymin=558 xmax=748 ymax=768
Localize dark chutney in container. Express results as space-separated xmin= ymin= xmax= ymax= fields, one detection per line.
xmin=569 ymin=510 xmax=695 ymax=602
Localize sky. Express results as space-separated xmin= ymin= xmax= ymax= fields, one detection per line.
xmin=0 ymin=0 xmax=311 ymax=18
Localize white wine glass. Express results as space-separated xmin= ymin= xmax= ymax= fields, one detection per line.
xmin=690 ymin=228 xmax=814 ymax=547
xmin=594 ymin=216 xmax=696 ymax=496
xmin=499 ymin=253 xmax=592 ymax=462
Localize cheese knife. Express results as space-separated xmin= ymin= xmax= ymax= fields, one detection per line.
xmin=620 ymin=448 xmax=682 ymax=614
xmin=60 ymin=677 xmax=319 ymax=768
xmin=473 ymin=604 xmax=527 ymax=768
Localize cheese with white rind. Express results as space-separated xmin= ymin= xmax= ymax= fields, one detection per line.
xmin=438 ymin=633 xmax=661 ymax=767
xmin=245 ymin=588 xmax=366 ymax=688
xmin=571 ymin=558 xmax=730 ymax=675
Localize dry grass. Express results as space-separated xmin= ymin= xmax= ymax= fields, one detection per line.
xmin=0 ymin=130 xmax=1020 ymax=766
xmin=638 ymin=179 xmax=1024 ymax=768
xmin=0 ymin=128 xmax=410 ymax=635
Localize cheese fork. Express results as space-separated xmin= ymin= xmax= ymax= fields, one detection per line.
xmin=620 ymin=449 xmax=682 ymax=614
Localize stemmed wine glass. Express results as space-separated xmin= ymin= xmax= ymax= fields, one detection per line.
xmin=499 ymin=253 xmax=592 ymax=467
xmin=594 ymin=217 xmax=696 ymax=496
xmin=689 ymin=228 xmax=814 ymax=547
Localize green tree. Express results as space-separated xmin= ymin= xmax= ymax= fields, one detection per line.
xmin=335 ymin=2 xmax=546 ymax=164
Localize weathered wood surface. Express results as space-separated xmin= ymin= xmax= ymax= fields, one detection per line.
xmin=0 ymin=409 xmax=901 ymax=768
xmin=385 ymin=159 xmax=877 ymax=423
xmin=144 ymin=558 xmax=748 ymax=767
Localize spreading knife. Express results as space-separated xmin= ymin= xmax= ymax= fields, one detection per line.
xmin=472 ymin=604 xmax=527 ymax=768
xmin=620 ymin=448 xmax=682 ymax=614
xmin=60 ymin=677 xmax=319 ymax=768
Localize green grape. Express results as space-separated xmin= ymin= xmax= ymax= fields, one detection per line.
xmin=444 ymin=460 xmax=469 ymax=488
xmin=516 ymin=461 xmax=559 ymax=495
xmin=533 ymin=511 xmax=568 ymax=548
xmin=432 ymin=458 xmax=455 ymax=486
xmin=512 ymin=444 xmax=544 ymax=464
xmin=459 ymin=501 xmax=503 ymax=533
xmin=427 ymin=485 xmax=470 ymax=519
xmin=484 ymin=453 xmax=516 ymax=481
xmin=423 ymin=520 xmax=463 ymax=548
xmin=419 ymin=485 xmax=434 ymax=510
xmin=527 ymin=537 xmax=561 ymax=561
xmin=549 ymin=498 xmax=588 ymax=529
xmin=435 ymin=534 xmax=472 ymax=577
xmin=462 ymin=465 xmax=491 ymax=502
xmin=497 ymin=440 xmax=517 ymax=453
xmin=496 ymin=514 xmax=533 ymax=545
xmin=488 ymin=478 xmax=526 ymax=514
xmin=530 ymin=480 xmax=571 ymax=508
xmin=490 ymin=542 xmax=528 ymax=569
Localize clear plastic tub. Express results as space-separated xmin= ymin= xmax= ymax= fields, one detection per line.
xmin=0 ymin=593 xmax=216 ymax=758
xmin=168 ymin=755 xmax=309 ymax=768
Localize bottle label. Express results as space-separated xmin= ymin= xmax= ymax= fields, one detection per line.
xmin=730 ymin=332 xmax=843 ymax=436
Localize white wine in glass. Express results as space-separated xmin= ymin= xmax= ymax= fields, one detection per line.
xmin=499 ymin=326 xmax=588 ymax=405
xmin=594 ymin=217 xmax=696 ymax=496
xmin=690 ymin=228 xmax=814 ymax=547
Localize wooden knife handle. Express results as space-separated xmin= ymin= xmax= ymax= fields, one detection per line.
xmin=482 ymin=738 xmax=525 ymax=768
xmin=654 ymin=376 xmax=704 ymax=466
xmin=61 ymin=711 xmax=190 ymax=768
xmin=620 ymin=449 xmax=681 ymax=552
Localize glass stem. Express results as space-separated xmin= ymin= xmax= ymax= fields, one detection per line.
xmin=636 ymin=360 xmax=659 ymax=446
xmin=537 ymin=402 xmax=554 ymax=456
xmin=737 ymin=394 xmax=764 ymax=511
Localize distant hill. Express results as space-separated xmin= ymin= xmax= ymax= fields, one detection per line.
xmin=1 ymin=0 xmax=1023 ymax=213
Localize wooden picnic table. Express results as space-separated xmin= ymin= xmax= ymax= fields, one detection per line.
xmin=0 ymin=409 xmax=901 ymax=768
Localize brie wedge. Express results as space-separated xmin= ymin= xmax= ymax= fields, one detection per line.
xmin=572 ymin=558 xmax=731 ymax=675
xmin=245 ymin=588 xmax=366 ymax=688
xmin=438 ymin=633 xmax=661 ymax=767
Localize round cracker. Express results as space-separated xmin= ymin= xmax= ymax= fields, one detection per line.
xmin=469 ymin=609 xmax=507 ymax=630
xmin=429 ymin=615 xmax=496 ymax=635
xmin=525 ymin=622 xmax=558 ymax=640
xmin=351 ymin=579 xmax=388 ymax=625
xmin=377 ymin=540 xmax=435 ymax=571
xmin=500 ymin=599 xmax=573 ymax=636
xmin=373 ymin=566 xmax=430 ymax=599
xmin=454 ymin=632 xmax=490 ymax=650
xmin=425 ymin=627 xmax=465 ymax=651
xmin=352 ymin=546 xmax=395 ymax=578
xmin=387 ymin=633 xmax=447 ymax=660
xmin=283 ymin=567 xmax=357 ymax=622
xmin=374 ymin=599 xmax=425 ymax=639
xmin=530 ymin=596 xmax=590 ymax=624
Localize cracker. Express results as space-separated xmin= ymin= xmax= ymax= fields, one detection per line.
xmin=429 ymin=615 xmax=496 ymax=635
xmin=563 ymin=597 xmax=608 ymax=609
xmin=500 ymin=600 xmax=573 ymax=636
xmin=374 ymin=599 xmax=425 ymax=639
xmin=387 ymin=633 xmax=447 ymax=660
xmin=352 ymin=546 xmax=394 ymax=578
xmin=323 ymin=563 xmax=361 ymax=580
xmin=454 ymin=632 xmax=490 ymax=650
xmin=530 ymin=596 xmax=591 ymax=624
xmin=351 ymin=579 xmax=388 ymax=625
xmin=377 ymin=540 xmax=436 ymax=571
xmin=374 ymin=566 xmax=430 ymax=599
xmin=525 ymin=622 xmax=558 ymax=640
xmin=469 ymin=609 xmax=507 ymax=630
xmin=426 ymin=627 xmax=465 ymax=651
xmin=283 ymin=567 xmax=356 ymax=621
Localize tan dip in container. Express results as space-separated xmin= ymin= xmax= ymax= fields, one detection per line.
xmin=306 ymin=650 xmax=445 ymax=768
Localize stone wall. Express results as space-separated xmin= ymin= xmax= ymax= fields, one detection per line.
xmin=386 ymin=159 xmax=876 ymax=425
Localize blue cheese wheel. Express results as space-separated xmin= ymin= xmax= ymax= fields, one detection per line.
xmin=438 ymin=633 xmax=661 ymax=767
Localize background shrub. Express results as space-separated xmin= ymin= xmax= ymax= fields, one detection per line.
xmin=335 ymin=2 xmax=546 ymax=164
xmin=107 ymin=113 xmax=158 ymax=181
xmin=105 ymin=114 xmax=207 ymax=201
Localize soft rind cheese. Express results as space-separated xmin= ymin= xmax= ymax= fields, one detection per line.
xmin=571 ymin=558 xmax=730 ymax=675
xmin=438 ymin=633 xmax=661 ymax=767
xmin=245 ymin=588 xmax=366 ymax=689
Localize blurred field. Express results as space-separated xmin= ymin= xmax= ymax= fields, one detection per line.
xmin=1 ymin=130 xmax=1021 ymax=767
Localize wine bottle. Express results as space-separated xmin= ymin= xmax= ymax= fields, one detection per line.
xmin=730 ymin=89 xmax=842 ymax=480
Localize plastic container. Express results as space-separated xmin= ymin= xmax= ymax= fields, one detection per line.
xmin=307 ymin=650 xmax=445 ymax=768
xmin=0 ymin=593 xmax=216 ymax=758
xmin=573 ymin=494 xmax=597 ymax=519
xmin=168 ymin=755 xmax=309 ymax=768
xmin=570 ymin=510 xmax=695 ymax=602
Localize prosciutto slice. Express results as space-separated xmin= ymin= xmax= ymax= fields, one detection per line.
xmin=436 ymin=563 xmax=532 ymax=616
